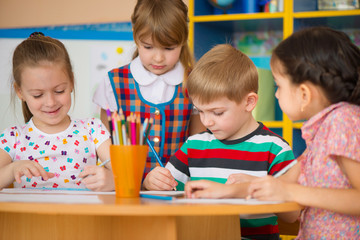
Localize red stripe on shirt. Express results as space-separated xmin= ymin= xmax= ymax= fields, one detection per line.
xmin=241 ymin=224 xmax=279 ymax=236
xmin=175 ymin=149 xmax=188 ymax=166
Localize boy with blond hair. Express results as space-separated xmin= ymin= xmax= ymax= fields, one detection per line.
xmin=143 ymin=44 xmax=295 ymax=240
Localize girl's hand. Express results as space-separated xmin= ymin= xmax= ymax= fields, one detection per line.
xmin=12 ymin=160 xmax=54 ymax=183
xmin=79 ymin=165 xmax=115 ymax=192
xmin=142 ymin=166 xmax=178 ymax=190
xmin=248 ymin=175 xmax=292 ymax=201
xmin=226 ymin=173 xmax=257 ymax=184
xmin=185 ymin=180 xmax=235 ymax=199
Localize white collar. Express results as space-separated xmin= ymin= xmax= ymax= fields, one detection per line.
xmin=130 ymin=56 xmax=184 ymax=86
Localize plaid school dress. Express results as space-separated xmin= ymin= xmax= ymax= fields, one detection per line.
xmin=108 ymin=64 xmax=193 ymax=178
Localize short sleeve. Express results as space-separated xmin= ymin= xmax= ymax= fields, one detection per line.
xmin=92 ymin=74 xmax=118 ymax=112
xmin=0 ymin=126 xmax=19 ymax=159
xmin=87 ymin=118 xmax=111 ymax=148
xmin=326 ymin=108 xmax=360 ymax=162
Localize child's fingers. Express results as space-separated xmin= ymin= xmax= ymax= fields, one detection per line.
xmin=81 ymin=174 xmax=97 ymax=186
xmin=151 ymin=179 xmax=175 ymax=190
xmin=78 ymin=165 xmax=98 ymax=179
xmin=14 ymin=172 xmax=23 ymax=184
xmin=184 ymin=180 xmax=210 ymax=198
xmin=157 ymin=170 xmax=177 ymax=187
xmin=145 ymin=167 xmax=177 ymax=190
xmin=33 ymin=163 xmax=53 ymax=181
xmin=47 ymin=172 xmax=55 ymax=179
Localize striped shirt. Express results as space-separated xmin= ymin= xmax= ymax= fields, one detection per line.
xmin=166 ymin=122 xmax=295 ymax=239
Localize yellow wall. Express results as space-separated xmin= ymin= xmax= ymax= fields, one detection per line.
xmin=0 ymin=0 xmax=189 ymax=28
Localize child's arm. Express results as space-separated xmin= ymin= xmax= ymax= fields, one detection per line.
xmin=100 ymin=108 xmax=111 ymax=132
xmin=78 ymin=138 xmax=114 ymax=191
xmin=143 ymin=166 xmax=178 ymax=190
xmin=249 ymin=156 xmax=360 ymax=215
xmin=0 ymin=149 xmax=54 ymax=189
xmin=226 ymin=173 xmax=258 ymax=184
xmin=185 ymin=180 xmax=250 ymax=199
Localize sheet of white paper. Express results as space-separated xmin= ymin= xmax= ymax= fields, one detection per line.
xmin=0 ymin=188 xmax=115 ymax=195
xmin=172 ymin=198 xmax=282 ymax=205
xmin=140 ymin=191 xmax=184 ymax=197
xmin=0 ymin=193 xmax=102 ymax=204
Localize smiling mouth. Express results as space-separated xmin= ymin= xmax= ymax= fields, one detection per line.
xmin=45 ymin=107 xmax=60 ymax=114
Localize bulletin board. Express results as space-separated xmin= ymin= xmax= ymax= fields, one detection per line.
xmin=0 ymin=22 xmax=135 ymax=132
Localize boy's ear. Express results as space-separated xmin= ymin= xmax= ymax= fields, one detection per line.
xmin=245 ymin=92 xmax=258 ymax=112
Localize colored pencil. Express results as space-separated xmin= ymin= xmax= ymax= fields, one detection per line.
xmin=146 ymin=137 xmax=163 ymax=167
xmin=140 ymin=194 xmax=173 ymax=201
xmin=106 ymin=107 xmax=113 ymax=143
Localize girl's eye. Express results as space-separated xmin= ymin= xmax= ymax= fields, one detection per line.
xmin=33 ymin=95 xmax=42 ymax=99
xmin=55 ymin=90 xmax=65 ymax=94
xmin=144 ymin=45 xmax=152 ymax=49
xmin=214 ymin=112 xmax=223 ymax=116
xmin=165 ymin=47 xmax=175 ymax=51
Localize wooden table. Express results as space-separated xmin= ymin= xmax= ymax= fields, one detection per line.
xmin=0 ymin=193 xmax=301 ymax=240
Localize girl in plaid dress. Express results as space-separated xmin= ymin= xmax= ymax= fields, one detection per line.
xmin=93 ymin=0 xmax=204 ymax=179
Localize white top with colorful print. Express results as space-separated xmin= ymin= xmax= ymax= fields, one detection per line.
xmin=0 ymin=118 xmax=110 ymax=189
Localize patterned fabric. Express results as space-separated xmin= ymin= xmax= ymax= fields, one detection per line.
xmin=0 ymin=118 xmax=110 ymax=189
xmin=108 ymin=64 xmax=193 ymax=177
xmin=297 ymin=102 xmax=360 ymax=239
xmin=166 ymin=123 xmax=295 ymax=239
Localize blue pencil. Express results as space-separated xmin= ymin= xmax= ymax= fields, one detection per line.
xmin=146 ymin=137 xmax=164 ymax=167
xmin=140 ymin=194 xmax=173 ymax=201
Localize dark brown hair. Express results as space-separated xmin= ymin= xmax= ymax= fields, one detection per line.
xmin=272 ymin=26 xmax=360 ymax=105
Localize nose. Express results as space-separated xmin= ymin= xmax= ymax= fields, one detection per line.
xmin=201 ymin=114 xmax=214 ymax=128
xmin=45 ymin=93 xmax=56 ymax=107
xmin=153 ymin=49 xmax=164 ymax=62
xmin=275 ymin=89 xmax=279 ymax=99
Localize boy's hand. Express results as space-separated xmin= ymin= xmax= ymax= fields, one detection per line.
xmin=226 ymin=173 xmax=257 ymax=184
xmin=12 ymin=160 xmax=54 ymax=183
xmin=143 ymin=166 xmax=178 ymax=190
xmin=185 ymin=180 xmax=235 ymax=199
xmin=78 ymin=165 xmax=115 ymax=192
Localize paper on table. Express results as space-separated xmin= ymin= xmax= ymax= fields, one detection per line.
xmin=140 ymin=191 xmax=184 ymax=197
xmin=0 ymin=188 xmax=115 ymax=195
xmin=0 ymin=193 xmax=102 ymax=204
xmin=171 ymin=198 xmax=283 ymax=205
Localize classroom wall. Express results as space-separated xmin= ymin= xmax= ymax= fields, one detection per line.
xmin=0 ymin=0 xmax=189 ymax=28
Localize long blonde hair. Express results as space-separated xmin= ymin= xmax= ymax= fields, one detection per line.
xmin=131 ymin=0 xmax=194 ymax=78
xmin=12 ymin=33 xmax=74 ymax=123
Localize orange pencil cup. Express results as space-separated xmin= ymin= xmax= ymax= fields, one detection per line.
xmin=110 ymin=145 xmax=148 ymax=198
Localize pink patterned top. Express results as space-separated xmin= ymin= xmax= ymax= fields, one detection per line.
xmin=297 ymin=102 xmax=360 ymax=239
